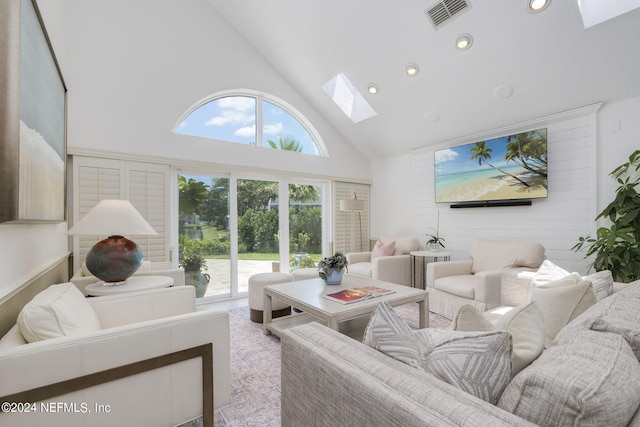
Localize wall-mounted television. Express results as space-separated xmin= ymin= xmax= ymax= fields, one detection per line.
xmin=434 ymin=128 xmax=548 ymax=204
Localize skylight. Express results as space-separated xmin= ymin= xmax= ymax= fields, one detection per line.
xmin=322 ymin=73 xmax=377 ymax=123
xmin=577 ymin=0 xmax=640 ymax=28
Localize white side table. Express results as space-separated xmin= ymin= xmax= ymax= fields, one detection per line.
xmin=410 ymin=251 xmax=451 ymax=289
xmin=85 ymin=275 xmax=174 ymax=296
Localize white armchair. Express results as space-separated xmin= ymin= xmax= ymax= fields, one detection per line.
xmin=426 ymin=239 xmax=545 ymax=319
xmin=346 ymin=236 xmax=420 ymax=286
xmin=0 ymin=285 xmax=229 ymax=427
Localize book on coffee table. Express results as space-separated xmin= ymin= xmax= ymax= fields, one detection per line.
xmin=323 ymin=286 xmax=395 ymax=304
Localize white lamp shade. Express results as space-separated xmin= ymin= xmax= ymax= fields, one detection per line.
xmin=340 ymin=198 xmax=365 ymax=212
xmin=68 ymin=199 xmax=157 ymax=236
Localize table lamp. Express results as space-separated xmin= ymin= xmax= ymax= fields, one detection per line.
xmin=68 ymin=199 xmax=158 ymax=285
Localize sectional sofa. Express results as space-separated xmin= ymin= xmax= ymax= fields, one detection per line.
xmin=281 ymin=278 xmax=640 ymax=426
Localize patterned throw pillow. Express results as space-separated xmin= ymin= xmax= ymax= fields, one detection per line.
xmin=363 ymin=301 xmax=512 ymax=404
xmin=452 ymin=302 xmax=545 ymax=376
xmin=362 ymin=300 xmax=422 ymax=368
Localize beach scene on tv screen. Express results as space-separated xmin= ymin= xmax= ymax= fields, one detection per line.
xmin=434 ymin=128 xmax=548 ymax=203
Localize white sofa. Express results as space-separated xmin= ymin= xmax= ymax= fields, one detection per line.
xmin=346 ymin=236 xmax=420 ymax=286
xmin=427 ymin=239 xmax=545 ymax=319
xmin=70 ymin=261 xmax=185 ymax=296
xmin=0 ymin=285 xmax=229 ymax=427
xmin=281 ymin=280 xmax=640 ymax=427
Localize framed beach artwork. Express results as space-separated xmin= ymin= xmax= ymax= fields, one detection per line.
xmin=434 ymin=128 xmax=548 ymax=204
xmin=0 ymin=0 xmax=67 ymax=223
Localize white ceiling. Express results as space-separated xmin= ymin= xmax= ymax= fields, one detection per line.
xmin=208 ymin=0 xmax=640 ymax=159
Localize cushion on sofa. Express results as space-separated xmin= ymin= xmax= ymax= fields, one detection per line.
xmin=379 ymin=235 xmax=419 ymax=255
xmin=370 ymin=239 xmax=396 ymax=261
xmin=434 ymin=275 xmax=475 ymax=299
xmin=451 ymin=302 xmax=545 ymax=376
xmin=468 ymin=239 xmax=544 ymax=274
xmin=530 ymin=270 xmax=597 ymax=347
xmin=348 ymin=262 xmax=372 ymax=278
xmin=362 ymin=300 xmax=422 ymax=368
xmin=17 ymin=282 xmax=102 ymax=343
xmin=363 ymin=301 xmax=512 ymax=404
xmin=554 ymin=280 xmax=640 ymax=347
xmin=498 ymin=330 xmax=640 ymax=427
xmin=583 ymin=270 xmax=614 ymax=301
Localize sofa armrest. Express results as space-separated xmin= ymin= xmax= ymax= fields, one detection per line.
xmin=371 ymin=254 xmax=411 ymax=286
xmin=0 ymin=309 xmax=231 ymax=422
xmin=88 ymin=286 xmax=196 ymax=329
xmin=346 ymin=252 xmax=372 ymax=264
xmin=473 ymin=270 xmax=504 ymax=308
xmin=426 ymin=260 xmax=473 ymax=288
xmin=281 ymin=323 xmax=535 ymax=427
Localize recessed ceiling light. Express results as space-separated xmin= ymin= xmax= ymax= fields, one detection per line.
xmin=424 ymin=112 xmax=439 ymax=123
xmin=529 ymin=0 xmax=550 ymax=12
xmin=456 ymin=34 xmax=473 ymax=50
xmin=405 ymin=64 xmax=419 ymax=76
xmin=367 ymin=83 xmax=379 ymax=94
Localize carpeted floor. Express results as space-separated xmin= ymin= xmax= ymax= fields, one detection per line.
xmin=182 ymin=302 xmax=451 ymax=427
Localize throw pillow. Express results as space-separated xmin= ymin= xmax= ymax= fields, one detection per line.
xmin=530 ymin=259 xmax=570 ymax=287
xmin=362 ymin=301 xmax=422 ymax=368
xmin=17 ymin=282 xmax=102 ymax=343
xmin=451 ymin=302 xmax=545 ymax=376
xmin=364 ymin=301 xmax=512 ymax=404
xmin=530 ymin=272 xmax=597 ymax=347
xmin=583 ymin=270 xmax=613 ymax=301
xmin=413 ymin=328 xmax=512 ymax=405
xmin=370 ymin=239 xmax=396 ymax=261
xmin=498 ymin=330 xmax=640 ymax=427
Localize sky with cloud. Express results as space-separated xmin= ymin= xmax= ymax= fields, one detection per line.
xmin=177 ymin=96 xmax=318 ymax=154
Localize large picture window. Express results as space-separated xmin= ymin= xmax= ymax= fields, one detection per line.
xmin=174 ymin=92 xmax=326 ymax=156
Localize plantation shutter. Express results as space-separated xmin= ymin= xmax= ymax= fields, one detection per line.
xmin=333 ymin=182 xmax=370 ymax=254
xmin=71 ymin=156 xmax=170 ymax=273
xmin=126 ymin=162 xmax=170 ymax=263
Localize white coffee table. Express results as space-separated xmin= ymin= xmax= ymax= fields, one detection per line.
xmin=263 ymin=274 xmax=428 ymax=339
xmin=85 ymin=275 xmax=174 ymax=296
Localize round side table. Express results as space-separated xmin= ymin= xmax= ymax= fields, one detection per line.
xmin=410 ymin=251 xmax=451 ymax=289
xmin=85 ymin=275 xmax=174 ymax=296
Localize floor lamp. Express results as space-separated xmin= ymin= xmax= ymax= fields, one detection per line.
xmin=339 ymin=192 xmax=365 ymax=252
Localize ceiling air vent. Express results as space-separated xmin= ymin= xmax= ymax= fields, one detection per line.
xmin=425 ymin=0 xmax=471 ymax=29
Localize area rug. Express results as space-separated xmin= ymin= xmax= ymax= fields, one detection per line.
xmin=182 ymin=302 xmax=451 ymax=427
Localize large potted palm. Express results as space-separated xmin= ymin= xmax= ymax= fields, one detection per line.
xmin=573 ymin=149 xmax=640 ymax=282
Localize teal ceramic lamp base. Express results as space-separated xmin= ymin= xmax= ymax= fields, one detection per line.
xmin=85 ymin=235 xmax=143 ymax=285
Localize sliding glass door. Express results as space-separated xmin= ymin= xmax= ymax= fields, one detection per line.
xmin=236 ymin=178 xmax=280 ymax=293
xmin=178 ymin=173 xmax=326 ymax=301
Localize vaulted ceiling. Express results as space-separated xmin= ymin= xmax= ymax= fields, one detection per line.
xmin=208 ymin=0 xmax=640 ymax=159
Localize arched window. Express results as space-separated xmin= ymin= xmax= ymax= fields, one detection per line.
xmin=174 ymin=91 xmax=326 ymax=156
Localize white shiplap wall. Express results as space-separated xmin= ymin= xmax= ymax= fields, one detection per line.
xmin=415 ymin=105 xmax=599 ymax=274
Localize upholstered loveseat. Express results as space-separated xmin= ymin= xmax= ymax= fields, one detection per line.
xmin=346 ymin=236 xmax=420 ymax=286
xmin=281 ymin=279 xmax=640 ymax=427
xmin=0 ymin=284 xmax=229 ymax=427
xmin=426 ymin=239 xmax=545 ymax=319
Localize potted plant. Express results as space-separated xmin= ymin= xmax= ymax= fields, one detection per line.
xmin=426 ymin=212 xmax=445 ymax=252
xmin=179 ymin=236 xmax=211 ymax=298
xmin=318 ymin=252 xmax=348 ymax=285
xmin=572 ymin=149 xmax=640 ymax=282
